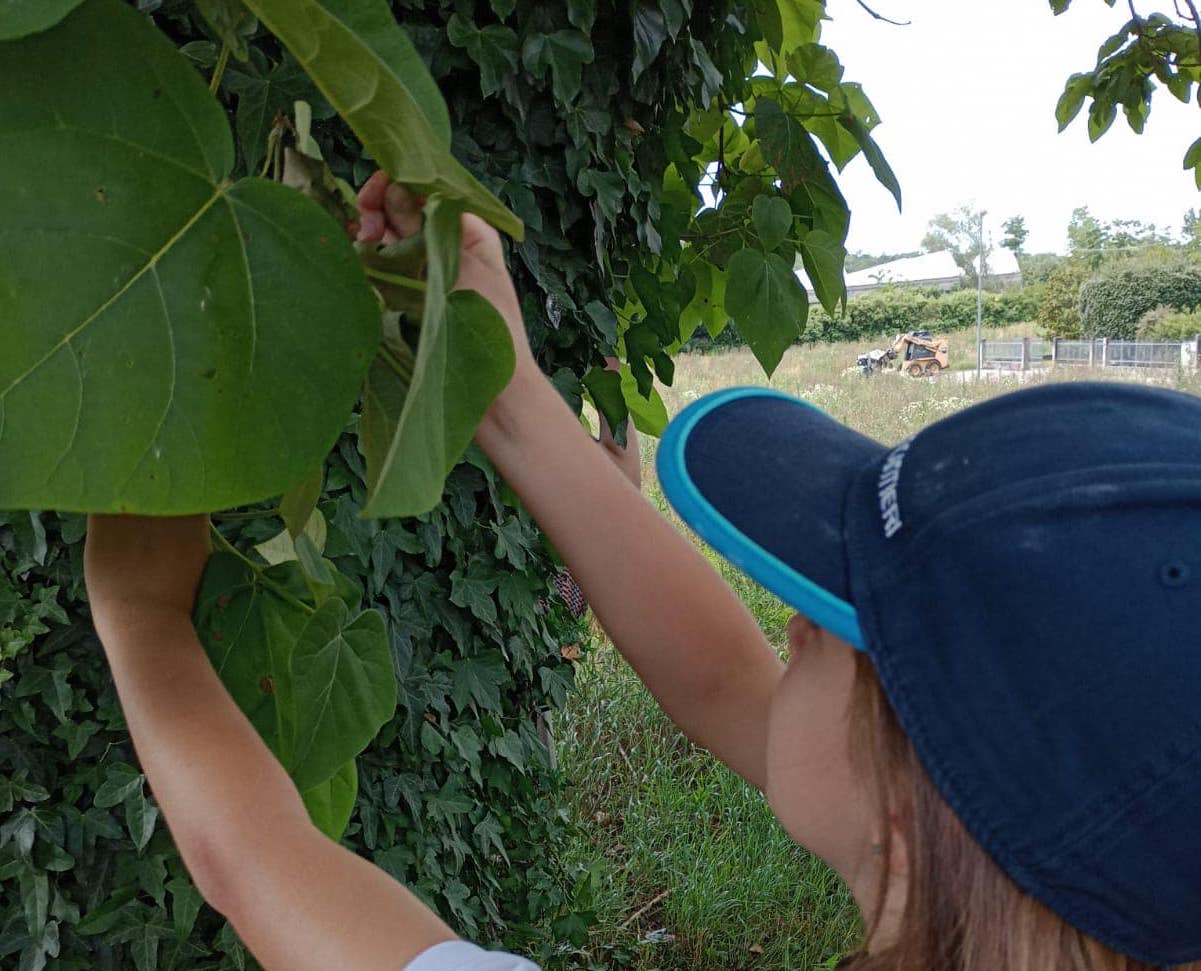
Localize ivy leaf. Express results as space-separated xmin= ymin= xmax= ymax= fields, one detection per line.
xmin=449 ymin=558 xmax=499 ymax=625
xmin=19 ymin=868 xmax=48 ymax=939
xmin=300 ymin=756 xmax=359 ymax=840
xmin=361 ymin=198 xmax=516 ymax=517
xmin=0 ymin=0 xmax=380 ymax=514
xmin=196 ymin=0 xmax=258 ymax=62
xmin=224 ymin=54 xmax=322 ymax=173
xmin=285 ymin=600 xmax=395 ymax=792
xmin=522 ymin=29 xmax=595 ymax=105
xmin=93 ymin=765 xmax=143 ymax=810
xmin=447 ymin=15 xmax=520 ymax=99
xmin=167 ymin=877 xmax=204 ymax=942
xmin=631 ymin=2 xmax=667 ymax=83
xmin=0 ymin=0 xmax=85 ymax=40
xmin=751 ymin=195 xmax=793 ymax=252
xmin=123 ymin=786 xmax=159 ymax=854
xmin=244 ymin=0 xmax=522 ymax=237
xmin=724 ymin=247 xmax=806 ymax=376
xmin=450 ymin=651 xmax=508 ymax=713
xmin=567 ymin=0 xmax=596 ymax=33
xmin=798 ymin=229 xmax=847 ymax=315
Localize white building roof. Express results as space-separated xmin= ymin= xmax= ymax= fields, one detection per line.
xmin=843 ymin=251 xmax=961 ymax=289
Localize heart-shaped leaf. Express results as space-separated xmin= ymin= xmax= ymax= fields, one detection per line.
xmin=0 ymin=0 xmax=380 ymax=513
xmin=196 ymin=553 xmax=392 ymax=798
xmin=243 ymin=0 xmax=522 ymax=238
xmin=300 ymin=757 xmax=359 ymax=841
xmin=286 ymin=599 xmax=394 ymax=792
xmin=361 ymin=198 xmax=515 ymax=517
xmin=724 ymin=247 xmax=807 ymax=377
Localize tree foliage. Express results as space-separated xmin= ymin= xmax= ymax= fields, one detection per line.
xmin=0 ymin=0 xmax=898 ymax=967
xmin=1052 ymin=0 xmax=1201 ymax=187
xmin=922 ymin=205 xmax=989 ymax=285
xmin=1001 ymin=215 xmax=1029 ymax=254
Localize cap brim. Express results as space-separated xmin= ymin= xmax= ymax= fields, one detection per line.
xmin=656 ymin=388 xmax=884 ymax=649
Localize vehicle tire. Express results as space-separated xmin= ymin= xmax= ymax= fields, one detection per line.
xmin=926 ymin=361 xmax=942 ymax=376
xmin=907 ymin=363 xmax=924 ymax=377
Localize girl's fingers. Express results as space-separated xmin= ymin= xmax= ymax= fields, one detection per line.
xmin=384 ymin=182 xmax=424 ymax=240
xmin=355 ymin=208 xmax=386 ymax=242
xmin=357 ymin=169 xmax=390 ymax=210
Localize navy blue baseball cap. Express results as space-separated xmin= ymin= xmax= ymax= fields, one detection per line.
xmin=656 ymin=380 xmax=1201 ymax=965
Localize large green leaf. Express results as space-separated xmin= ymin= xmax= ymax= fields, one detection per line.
xmin=300 ymin=757 xmax=359 ymax=841
xmin=243 ymin=0 xmax=523 ymax=239
xmin=286 ymin=598 xmax=394 ymax=791
xmin=798 ymin=228 xmax=847 ymax=316
xmin=195 ymin=552 xmax=393 ymax=797
xmin=195 ymin=554 xmax=309 ymax=760
xmin=0 ymin=0 xmax=85 ymax=39
xmin=724 ymin=247 xmax=806 ymax=376
xmin=361 ymin=198 xmax=516 ymax=517
xmin=0 ymin=0 xmax=379 ymax=514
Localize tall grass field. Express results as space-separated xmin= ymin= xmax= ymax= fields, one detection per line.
xmin=550 ymin=326 xmax=1201 ymax=970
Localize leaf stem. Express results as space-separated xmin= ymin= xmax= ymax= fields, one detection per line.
xmin=365 ymin=267 xmax=428 ymax=292
xmin=210 ymin=43 xmax=231 ymax=95
xmin=208 ymin=527 xmax=315 ymax=615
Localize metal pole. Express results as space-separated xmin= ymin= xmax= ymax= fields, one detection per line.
xmin=975 ymin=210 xmax=985 ymax=379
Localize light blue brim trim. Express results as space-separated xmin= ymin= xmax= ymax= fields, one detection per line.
xmin=657 ymin=387 xmax=866 ymax=651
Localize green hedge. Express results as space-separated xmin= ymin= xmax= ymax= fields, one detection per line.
xmin=1079 ymin=262 xmax=1201 ymax=339
xmin=687 ymin=285 xmax=1039 ymax=351
xmin=0 ymin=440 xmax=589 ymax=970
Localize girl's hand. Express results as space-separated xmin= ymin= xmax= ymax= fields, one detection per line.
xmin=84 ymin=515 xmax=210 ymax=631
xmin=356 ymin=172 xmax=529 ymax=367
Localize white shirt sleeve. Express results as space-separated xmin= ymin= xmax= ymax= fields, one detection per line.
xmin=400 ymin=940 xmax=542 ymax=971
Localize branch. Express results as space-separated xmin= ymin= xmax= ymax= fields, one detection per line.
xmin=854 ymin=0 xmax=910 ymax=26
xmin=1182 ymin=0 xmax=1201 ymax=56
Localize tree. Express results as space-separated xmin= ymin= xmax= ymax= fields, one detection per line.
xmin=1067 ymin=206 xmax=1110 ymax=267
xmin=0 ymin=1 xmax=901 ymax=967
xmin=1001 ymin=215 xmax=1029 ymax=254
xmin=1184 ymin=208 xmax=1201 ymax=248
xmin=923 ymin=205 xmax=989 ymax=285
xmin=1052 ymin=0 xmax=1201 ymax=187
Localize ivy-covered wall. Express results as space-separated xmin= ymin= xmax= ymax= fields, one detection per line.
xmin=0 ymin=433 xmax=587 ymax=970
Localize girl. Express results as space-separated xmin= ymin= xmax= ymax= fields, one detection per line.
xmin=82 ymin=176 xmax=1201 ymax=970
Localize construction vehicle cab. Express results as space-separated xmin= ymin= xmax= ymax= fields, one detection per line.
xmin=892 ymin=331 xmax=949 ymax=376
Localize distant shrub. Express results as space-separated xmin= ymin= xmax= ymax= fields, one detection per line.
xmin=685 ymin=284 xmax=1041 ymax=351
xmin=1079 ymin=262 xmax=1201 ymax=338
xmin=1136 ymin=304 xmax=1201 ymax=340
xmin=1038 ymin=261 xmax=1090 ymax=340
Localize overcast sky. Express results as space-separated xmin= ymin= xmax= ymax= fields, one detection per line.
xmin=819 ymin=1 xmax=1201 ymax=255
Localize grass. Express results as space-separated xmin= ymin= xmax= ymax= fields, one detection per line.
xmin=552 ymin=324 xmax=1201 ymax=970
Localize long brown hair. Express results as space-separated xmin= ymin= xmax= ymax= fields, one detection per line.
xmin=841 ymin=653 xmax=1201 ymax=971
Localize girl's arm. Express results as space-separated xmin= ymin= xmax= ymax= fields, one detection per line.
xmin=85 ymin=515 xmax=456 ymax=970
xmin=364 ymin=174 xmax=787 ymax=790
xmin=476 ymin=368 xmax=784 ymax=790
